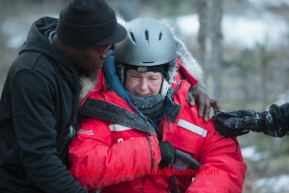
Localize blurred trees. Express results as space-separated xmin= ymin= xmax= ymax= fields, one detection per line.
xmin=109 ymin=0 xmax=141 ymax=20
xmin=0 ymin=1 xmax=289 ymax=192
xmin=197 ymin=0 xmax=223 ymax=99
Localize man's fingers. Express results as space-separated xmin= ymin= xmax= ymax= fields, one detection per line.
xmin=202 ymin=96 xmax=211 ymax=122
xmin=194 ymin=93 xmax=210 ymax=121
xmin=194 ymin=93 xmax=204 ymax=116
xmin=186 ymin=93 xmax=195 ymax=107
xmin=187 ymin=86 xmax=222 ymax=122
xmin=210 ymin=99 xmax=221 ymax=112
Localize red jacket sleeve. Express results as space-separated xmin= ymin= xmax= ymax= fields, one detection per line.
xmin=186 ymin=120 xmax=247 ymax=193
xmin=68 ymin=118 xmax=161 ymax=191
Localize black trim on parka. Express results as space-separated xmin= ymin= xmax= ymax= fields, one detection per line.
xmin=0 ymin=17 xmax=87 ymax=193
xmin=81 ymin=98 xmax=156 ymax=134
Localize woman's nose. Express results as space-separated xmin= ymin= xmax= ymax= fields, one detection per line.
xmin=140 ymin=79 xmax=148 ymax=91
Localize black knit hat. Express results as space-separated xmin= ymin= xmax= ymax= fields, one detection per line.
xmin=56 ymin=0 xmax=127 ymax=48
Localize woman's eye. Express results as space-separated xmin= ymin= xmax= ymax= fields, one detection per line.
xmin=149 ymin=77 xmax=158 ymax=81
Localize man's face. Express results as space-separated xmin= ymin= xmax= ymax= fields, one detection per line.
xmin=125 ymin=69 xmax=163 ymax=96
xmin=69 ymin=45 xmax=111 ymax=70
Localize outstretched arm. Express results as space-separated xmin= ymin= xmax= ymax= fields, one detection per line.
xmin=213 ymin=102 xmax=289 ymax=137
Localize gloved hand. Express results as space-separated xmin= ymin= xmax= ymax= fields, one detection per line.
xmin=173 ymin=150 xmax=200 ymax=171
xmin=213 ymin=110 xmax=265 ymax=137
xmin=158 ymin=141 xmax=176 ymax=168
xmin=158 ymin=142 xmax=200 ymax=170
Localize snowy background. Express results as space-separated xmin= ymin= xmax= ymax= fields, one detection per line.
xmin=0 ymin=0 xmax=289 ymax=192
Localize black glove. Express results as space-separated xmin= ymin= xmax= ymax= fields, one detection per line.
xmin=174 ymin=150 xmax=200 ymax=170
xmin=159 ymin=141 xmax=176 ymax=168
xmin=213 ymin=110 xmax=267 ymax=137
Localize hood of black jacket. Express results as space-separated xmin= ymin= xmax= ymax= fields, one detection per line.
xmin=19 ymin=16 xmax=75 ymax=71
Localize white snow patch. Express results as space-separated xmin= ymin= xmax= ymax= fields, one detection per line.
xmin=175 ymin=13 xmax=288 ymax=49
xmin=254 ymin=175 xmax=289 ymax=193
xmin=241 ymin=146 xmax=270 ymax=161
xmin=247 ymin=0 xmax=289 ymax=8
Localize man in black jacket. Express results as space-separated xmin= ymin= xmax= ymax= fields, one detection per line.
xmin=0 ymin=0 xmax=127 ymax=192
xmin=213 ymin=103 xmax=289 ymax=137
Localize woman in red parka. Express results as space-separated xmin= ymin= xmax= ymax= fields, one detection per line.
xmin=68 ymin=18 xmax=247 ymax=193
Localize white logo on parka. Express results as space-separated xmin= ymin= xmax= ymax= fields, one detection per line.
xmin=77 ymin=128 xmax=94 ymax=136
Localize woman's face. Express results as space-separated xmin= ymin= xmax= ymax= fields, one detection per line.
xmin=125 ymin=69 xmax=163 ymax=97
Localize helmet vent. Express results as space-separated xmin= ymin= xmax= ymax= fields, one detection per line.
xmin=129 ymin=32 xmax=136 ymax=43
xmin=159 ymin=32 xmax=162 ymax=41
xmin=145 ymin=30 xmax=149 ymax=41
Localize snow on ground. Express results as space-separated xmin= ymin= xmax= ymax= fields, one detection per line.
xmin=175 ymin=13 xmax=288 ymax=49
xmin=247 ymin=0 xmax=289 ymax=8
xmin=242 ymin=146 xmax=289 ymax=192
xmin=271 ymin=90 xmax=289 ymax=106
xmin=241 ymin=146 xmax=270 ymax=162
xmin=222 ymin=13 xmax=288 ymax=49
xmin=254 ymin=175 xmax=289 ymax=193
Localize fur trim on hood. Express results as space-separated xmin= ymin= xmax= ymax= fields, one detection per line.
xmin=79 ymin=17 xmax=206 ymax=105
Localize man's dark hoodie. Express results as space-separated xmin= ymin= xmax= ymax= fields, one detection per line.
xmin=0 ymin=17 xmax=87 ymax=193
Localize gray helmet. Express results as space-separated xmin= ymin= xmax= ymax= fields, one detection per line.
xmin=114 ymin=18 xmax=177 ymax=66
